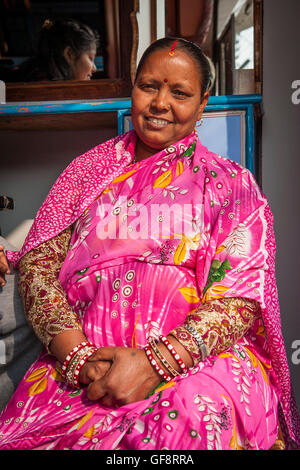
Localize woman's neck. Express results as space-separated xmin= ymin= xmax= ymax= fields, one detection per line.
xmin=134 ymin=138 xmax=159 ymax=162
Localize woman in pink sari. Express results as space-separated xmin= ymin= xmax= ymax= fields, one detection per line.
xmin=0 ymin=37 xmax=299 ymax=450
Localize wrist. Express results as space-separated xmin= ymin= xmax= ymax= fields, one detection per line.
xmin=61 ymin=341 xmax=97 ymax=388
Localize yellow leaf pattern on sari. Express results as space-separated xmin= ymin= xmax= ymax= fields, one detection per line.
xmin=76 ymin=410 xmax=94 ymax=430
xmin=174 ymin=241 xmax=187 ymax=265
xmin=153 ymin=169 xmax=173 ymax=188
xmin=111 ymin=168 xmax=137 ymax=184
xmin=178 ymin=286 xmax=201 ymax=304
xmin=202 ymin=284 xmax=230 ymax=303
xmin=176 ymin=160 xmax=184 ymax=177
xmin=25 ymin=366 xmax=48 ymax=382
xmin=28 ymin=377 xmax=48 ymax=396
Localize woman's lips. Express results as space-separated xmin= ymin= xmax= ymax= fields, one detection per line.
xmin=145 ymin=116 xmax=171 ymax=129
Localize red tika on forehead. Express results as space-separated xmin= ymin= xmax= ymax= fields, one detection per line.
xmin=169 ymin=39 xmax=178 ymax=56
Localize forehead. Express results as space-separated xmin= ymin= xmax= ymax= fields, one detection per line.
xmin=138 ymin=49 xmax=202 ymax=83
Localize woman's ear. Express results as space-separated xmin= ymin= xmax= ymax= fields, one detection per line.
xmin=63 ymin=46 xmax=75 ymax=65
xmin=197 ymin=91 xmax=210 ymax=121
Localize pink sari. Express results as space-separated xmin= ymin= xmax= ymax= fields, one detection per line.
xmin=1 ymin=131 xmax=299 ymax=450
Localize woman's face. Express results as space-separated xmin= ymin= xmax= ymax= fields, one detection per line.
xmin=131 ymin=48 xmax=209 ymax=154
xmin=66 ymin=45 xmax=97 ymax=80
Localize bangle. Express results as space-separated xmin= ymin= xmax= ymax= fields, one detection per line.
xmin=144 ymin=343 xmax=172 ymax=382
xmin=159 ymin=335 xmax=188 ymax=374
xmin=149 ymin=338 xmax=180 ymax=377
xmin=184 ymin=325 xmax=207 ymax=360
xmin=65 ymin=345 xmax=97 ymax=388
xmin=61 ymin=341 xmax=94 ymax=377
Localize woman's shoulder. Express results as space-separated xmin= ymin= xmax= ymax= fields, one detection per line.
xmin=196 ymin=143 xmax=264 ymax=202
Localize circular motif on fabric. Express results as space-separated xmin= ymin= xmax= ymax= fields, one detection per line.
xmin=193 ymin=165 xmax=200 ymax=173
xmin=142 ymin=407 xmax=154 ymax=415
xmin=164 ymin=423 xmax=173 ymax=432
xmin=122 ymin=300 xmax=129 ymax=307
xmin=113 ymin=278 xmax=121 ymax=291
xmin=123 ymin=285 xmax=133 ymax=297
xmin=111 ymin=310 xmax=118 ymax=318
xmin=112 ymin=292 xmax=119 ymax=302
xmin=125 ymin=270 xmax=135 ymax=282
xmin=112 ymin=206 xmax=121 ymax=216
xmin=168 ymin=410 xmax=178 ymax=420
xmin=142 ymin=437 xmax=150 ymax=444
xmin=153 ymin=413 xmax=161 ymax=421
xmin=217 ymin=182 xmax=223 ymax=189
xmin=189 ymin=429 xmax=198 ymax=438
xmin=161 ymin=400 xmax=171 ymax=407
xmin=210 ymin=170 xmax=217 ymax=177
xmin=127 ymin=199 xmax=134 ymax=207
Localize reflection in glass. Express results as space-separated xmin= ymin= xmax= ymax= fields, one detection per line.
xmin=0 ymin=0 xmax=106 ymax=82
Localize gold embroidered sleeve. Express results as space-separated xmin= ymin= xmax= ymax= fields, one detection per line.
xmin=17 ymin=228 xmax=83 ymax=349
xmin=169 ymin=297 xmax=261 ymax=365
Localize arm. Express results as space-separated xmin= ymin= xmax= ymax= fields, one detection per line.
xmin=18 ymin=228 xmax=111 ymax=385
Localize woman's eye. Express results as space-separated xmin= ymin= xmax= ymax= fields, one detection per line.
xmin=173 ymin=89 xmax=188 ymax=97
xmin=141 ymin=84 xmax=156 ymax=90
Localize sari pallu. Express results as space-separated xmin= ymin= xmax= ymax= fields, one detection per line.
xmin=1 ymin=131 xmax=299 ymax=449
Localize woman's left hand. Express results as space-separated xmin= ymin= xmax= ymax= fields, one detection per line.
xmin=85 ymin=346 xmax=162 ymax=407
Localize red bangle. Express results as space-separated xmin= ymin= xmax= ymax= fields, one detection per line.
xmin=72 ymin=347 xmax=97 ymax=388
xmin=144 ymin=343 xmax=172 ymax=382
xmin=61 ymin=341 xmax=94 ymax=377
xmin=159 ymin=335 xmax=188 ymax=373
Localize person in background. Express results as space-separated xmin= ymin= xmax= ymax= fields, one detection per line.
xmin=3 ymin=18 xmax=99 ymax=82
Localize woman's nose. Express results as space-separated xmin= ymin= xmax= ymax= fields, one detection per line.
xmin=151 ymin=88 xmax=170 ymax=111
xmin=92 ymin=62 xmax=97 ymax=73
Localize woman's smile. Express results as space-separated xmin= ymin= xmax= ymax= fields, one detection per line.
xmin=145 ymin=116 xmax=172 ymax=129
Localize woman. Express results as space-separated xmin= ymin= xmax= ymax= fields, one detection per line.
xmin=0 ymin=37 xmax=299 ymax=450
xmin=6 ymin=18 xmax=98 ymax=82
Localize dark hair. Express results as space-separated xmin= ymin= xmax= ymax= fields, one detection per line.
xmin=135 ymin=37 xmax=214 ymax=97
xmin=18 ymin=18 xmax=99 ymax=81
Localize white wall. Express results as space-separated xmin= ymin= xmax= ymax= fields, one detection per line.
xmin=262 ymin=0 xmax=300 ymax=410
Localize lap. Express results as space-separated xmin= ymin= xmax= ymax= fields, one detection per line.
xmin=0 ymin=343 xmax=279 ymax=450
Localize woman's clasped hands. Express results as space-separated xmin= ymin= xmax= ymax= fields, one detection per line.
xmin=81 ymin=346 xmax=162 ymax=408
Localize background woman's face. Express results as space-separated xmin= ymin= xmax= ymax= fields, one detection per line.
xmin=131 ymin=49 xmax=209 ymax=153
xmin=69 ymin=45 xmax=97 ymax=80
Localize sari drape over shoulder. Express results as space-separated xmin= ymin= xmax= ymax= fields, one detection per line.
xmin=2 ymin=130 xmax=300 ymax=449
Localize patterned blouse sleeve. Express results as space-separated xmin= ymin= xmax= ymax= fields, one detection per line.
xmin=17 ymin=227 xmax=83 ymax=350
xmin=170 ymin=297 xmax=261 ymax=365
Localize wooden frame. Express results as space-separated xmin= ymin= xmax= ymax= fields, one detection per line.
xmin=214 ymin=0 xmax=263 ymax=96
xmin=4 ymin=0 xmax=139 ymax=102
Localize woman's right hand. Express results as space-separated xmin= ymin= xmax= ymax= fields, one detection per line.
xmin=79 ymin=351 xmax=112 ymax=385
xmin=0 ymin=245 xmax=11 ymax=287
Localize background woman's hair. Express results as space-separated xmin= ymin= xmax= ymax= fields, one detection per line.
xmin=135 ymin=37 xmax=215 ymax=97
xmin=18 ymin=18 xmax=99 ymax=81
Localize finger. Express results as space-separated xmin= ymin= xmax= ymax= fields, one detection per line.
xmin=88 ymin=346 xmax=116 ymax=362
xmin=86 ymin=378 xmax=107 ymax=401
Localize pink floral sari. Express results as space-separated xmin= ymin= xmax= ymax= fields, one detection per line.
xmin=1 ymin=131 xmax=299 ymax=450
